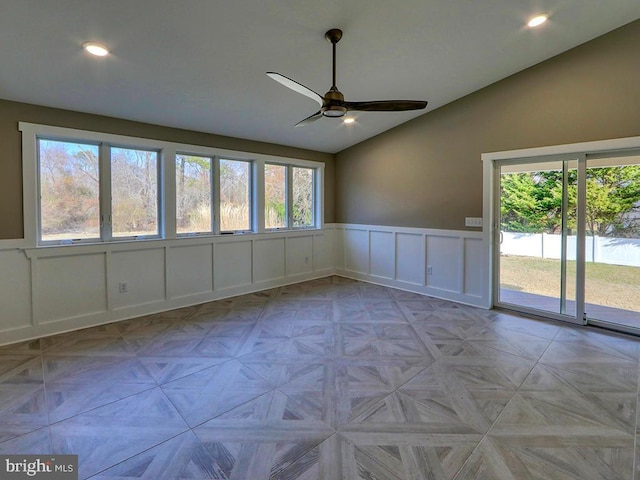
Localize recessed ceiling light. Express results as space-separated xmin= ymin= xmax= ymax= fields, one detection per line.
xmin=343 ymin=117 xmax=355 ymax=125
xmin=82 ymin=42 xmax=110 ymax=57
xmin=527 ymin=14 xmax=549 ymax=28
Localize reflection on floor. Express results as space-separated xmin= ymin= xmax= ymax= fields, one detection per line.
xmin=500 ymin=288 xmax=640 ymax=330
xmin=2 ymin=276 xmax=640 ymax=479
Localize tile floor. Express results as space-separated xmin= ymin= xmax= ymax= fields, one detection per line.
xmin=1 ymin=276 xmax=640 ymax=479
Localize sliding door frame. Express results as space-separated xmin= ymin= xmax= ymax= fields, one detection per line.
xmin=482 ymin=136 xmax=640 ymax=329
xmin=490 ymin=154 xmax=585 ymax=325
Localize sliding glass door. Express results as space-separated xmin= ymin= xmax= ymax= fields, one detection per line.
xmin=496 ymin=157 xmax=581 ymax=323
xmin=584 ymin=155 xmax=640 ymax=331
xmin=494 ymin=152 xmax=640 ymax=332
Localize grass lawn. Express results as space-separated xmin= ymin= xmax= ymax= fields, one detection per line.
xmin=500 ymin=255 xmax=640 ymax=312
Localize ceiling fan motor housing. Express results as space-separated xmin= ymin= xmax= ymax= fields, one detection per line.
xmin=322 ymin=88 xmax=347 ymax=117
xmin=322 ymin=105 xmax=347 ymax=117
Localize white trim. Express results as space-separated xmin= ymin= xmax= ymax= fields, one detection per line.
xmin=0 ymin=240 xmax=27 ymax=250
xmin=0 ymin=226 xmax=337 ymax=346
xmin=576 ymin=156 xmax=587 ymax=323
xmin=20 ymin=124 xmax=38 ymax=247
xmin=253 ymin=159 xmax=265 ymax=233
xmin=335 ymin=223 xmax=488 ymax=308
xmin=315 ymin=165 xmax=324 ymax=230
xmin=163 ymin=145 xmax=178 ymax=240
xmin=336 ymin=223 xmax=484 ymax=239
xmin=483 ymin=135 xmax=640 ymax=323
xmin=286 ymin=164 xmax=294 ymax=227
xmin=17 ymin=122 xmax=325 ymax=248
xmin=99 ymin=143 xmax=112 ymax=242
xmin=213 ymin=156 xmax=222 ymax=235
xmin=19 ymin=122 xmax=327 ymax=167
xmin=0 ymin=222 xmax=499 ymax=346
xmin=482 ymin=136 xmax=640 ymax=162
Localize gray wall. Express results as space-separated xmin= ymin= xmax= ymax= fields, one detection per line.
xmin=0 ymin=100 xmax=335 ymax=239
xmin=335 ymin=20 xmax=640 ymax=230
xmin=3 ymin=19 xmax=639 ymax=238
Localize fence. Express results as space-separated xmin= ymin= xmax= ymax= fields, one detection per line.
xmin=501 ymin=232 xmax=640 ymax=267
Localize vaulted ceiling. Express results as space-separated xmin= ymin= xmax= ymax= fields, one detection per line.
xmin=2 ymin=1 xmax=639 ymax=153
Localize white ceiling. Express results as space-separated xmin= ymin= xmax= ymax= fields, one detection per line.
xmin=2 ymin=1 xmax=639 ymax=154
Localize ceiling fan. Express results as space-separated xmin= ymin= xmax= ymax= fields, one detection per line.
xmin=267 ymin=28 xmax=428 ymax=127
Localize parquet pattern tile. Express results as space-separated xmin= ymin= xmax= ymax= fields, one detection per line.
xmin=1 ymin=276 xmax=640 ymax=479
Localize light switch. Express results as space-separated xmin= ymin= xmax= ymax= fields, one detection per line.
xmin=465 ymin=217 xmax=483 ymax=228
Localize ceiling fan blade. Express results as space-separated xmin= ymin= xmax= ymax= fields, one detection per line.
xmin=294 ymin=111 xmax=323 ymax=127
xmin=344 ymin=100 xmax=428 ymax=112
xmin=267 ymin=72 xmax=324 ymax=107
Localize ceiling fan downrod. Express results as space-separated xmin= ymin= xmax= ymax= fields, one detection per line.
xmin=323 ymin=28 xmax=346 ymax=117
xmin=325 ymin=28 xmax=342 ymax=90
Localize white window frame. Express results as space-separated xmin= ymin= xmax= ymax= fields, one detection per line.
xmin=27 ymin=128 xmax=164 ymax=246
xmin=264 ymin=161 xmax=289 ymax=230
xmin=263 ymin=162 xmax=319 ymax=231
xmin=175 ymin=152 xmax=215 ymax=237
xmin=291 ymin=164 xmax=317 ymax=229
xmin=19 ymin=122 xmax=325 ymax=247
xmin=218 ymin=157 xmax=254 ymax=234
xmin=108 ymin=144 xmax=162 ymax=242
xmin=36 ymin=136 xmax=103 ymax=245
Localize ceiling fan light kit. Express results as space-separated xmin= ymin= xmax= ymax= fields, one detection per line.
xmin=267 ymin=28 xmax=427 ymax=127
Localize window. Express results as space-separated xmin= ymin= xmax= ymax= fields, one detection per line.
xmin=292 ymin=166 xmax=314 ymax=227
xmin=176 ymin=154 xmax=212 ymax=235
xmin=38 ymin=139 xmax=100 ymax=242
xmin=37 ymin=139 xmax=160 ymax=243
xmin=111 ymin=147 xmax=159 ymax=238
xmin=23 ymin=123 xmax=323 ymax=246
xmin=219 ymin=158 xmax=251 ymax=232
xmin=265 ymin=163 xmax=287 ymax=229
xmin=264 ymin=164 xmax=316 ymax=229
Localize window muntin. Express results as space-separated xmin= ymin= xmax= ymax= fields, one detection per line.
xmin=219 ymin=158 xmax=251 ymax=232
xmin=176 ymin=154 xmax=212 ymax=235
xmin=265 ymin=163 xmax=287 ymax=229
xmin=292 ymin=166 xmax=314 ymax=228
xmin=38 ymin=139 xmax=101 ymax=242
xmin=111 ymin=147 xmax=159 ymax=238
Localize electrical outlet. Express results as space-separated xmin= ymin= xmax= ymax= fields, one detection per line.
xmin=304 ymin=256 xmax=309 ymax=264
xmin=427 ymin=266 xmax=433 ymax=276
xmin=118 ymin=282 xmax=128 ymax=293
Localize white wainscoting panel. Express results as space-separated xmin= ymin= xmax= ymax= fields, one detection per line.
xmin=333 ymin=228 xmax=345 ymax=270
xmin=37 ymin=253 xmax=107 ymax=324
xmin=313 ymin=233 xmax=333 ymax=272
xmin=254 ymin=238 xmax=286 ymax=283
xmin=111 ymin=248 xmax=166 ymax=310
xmin=335 ymin=224 xmax=488 ymax=308
xmin=426 ymin=235 xmax=460 ymax=292
xmin=370 ymin=231 xmax=394 ymax=279
xmin=0 ymin=249 xmax=33 ymax=331
xmin=464 ymin=238 xmax=484 ymax=297
xmin=213 ymin=240 xmax=253 ymax=290
xmin=396 ymin=233 xmax=424 ymax=286
xmin=344 ymin=228 xmax=369 ymax=274
xmin=286 ymin=235 xmax=313 ymax=277
xmin=168 ymin=243 xmax=214 ymax=299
